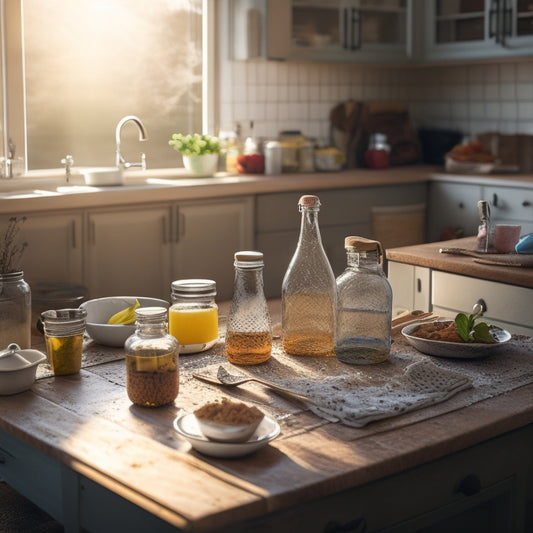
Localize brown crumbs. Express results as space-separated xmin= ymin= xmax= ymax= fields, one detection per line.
xmin=411 ymin=321 xmax=464 ymax=343
xmin=194 ymin=398 xmax=264 ymax=425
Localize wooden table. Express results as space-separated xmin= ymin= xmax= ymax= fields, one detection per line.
xmin=1 ymin=301 xmax=532 ymax=532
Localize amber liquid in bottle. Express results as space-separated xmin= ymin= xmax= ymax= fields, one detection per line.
xmin=225 ymin=331 xmax=272 ymax=365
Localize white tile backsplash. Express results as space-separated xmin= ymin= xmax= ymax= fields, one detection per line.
xmin=220 ymin=59 xmax=533 ymax=142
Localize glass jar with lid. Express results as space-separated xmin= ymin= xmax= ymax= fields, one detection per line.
xmin=124 ymin=307 xmax=179 ymax=407
xmin=169 ymin=279 xmax=218 ymax=354
xmin=0 ymin=271 xmax=31 ymax=349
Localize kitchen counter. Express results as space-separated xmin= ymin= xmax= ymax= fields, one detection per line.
xmin=0 ymin=300 xmax=532 ymax=532
xmin=2 ymin=165 xmax=533 ymax=214
xmin=386 ymin=236 xmax=533 ymax=289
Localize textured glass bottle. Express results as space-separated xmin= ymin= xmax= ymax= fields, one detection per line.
xmin=282 ymin=195 xmax=336 ymax=356
xmin=169 ymin=279 xmax=218 ymax=354
xmin=0 ymin=271 xmax=31 ymax=349
xmin=335 ymin=236 xmax=392 ymax=364
xmin=226 ymin=251 xmax=272 ymax=365
xmin=124 ymin=307 xmax=179 ymax=407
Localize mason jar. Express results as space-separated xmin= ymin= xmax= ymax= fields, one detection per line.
xmin=0 ymin=271 xmax=31 ymax=349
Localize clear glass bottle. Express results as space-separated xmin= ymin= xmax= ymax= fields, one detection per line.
xmin=226 ymin=251 xmax=272 ymax=365
xmin=335 ymin=236 xmax=392 ymax=365
xmin=282 ymin=195 xmax=336 ymax=357
xmin=0 ymin=271 xmax=31 ymax=349
xmin=169 ymin=279 xmax=218 ymax=354
xmin=124 ymin=307 xmax=179 ymax=407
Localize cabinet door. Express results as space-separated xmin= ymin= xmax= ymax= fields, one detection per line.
xmin=1 ymin=212 xmax=83 ymax=287
xmin=424 ymin=0 xmax=533 ymax=61
xmin=172 ymin=198 xmax=254 ymax=301
xmin=427 ymin=181 xmax=482 ymax=242
xmin=387 ymin=262 xmax=430 ymax=315
xmin=86 ymin=206 xmax=172 ymax=300
xmin=484 ymin=185 xmax=533 ymax=234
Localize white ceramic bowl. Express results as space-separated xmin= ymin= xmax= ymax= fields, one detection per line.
xmin=82 ymin=167 xmax=124 ymax=186
xmin=195 ymin=415 xmax=264 ymax=443
xmin=0 ymin=348 xmax=47 ymax=395
xmin=80 ymin=296 xmax=169 ymax=347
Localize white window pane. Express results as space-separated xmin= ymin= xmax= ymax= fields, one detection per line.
xmin=23 ymin=0 xmax=202 ymax=170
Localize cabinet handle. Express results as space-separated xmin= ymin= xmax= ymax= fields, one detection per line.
xmin=71 ymin=220 xmax=77 ymax=249
xmin=175 ymin=210 xmax=185 ymax=243
xmin=416 ymin=278 xmax=422 ymax=293
xmin=89 ymin=220 xmax=96 ymax=245
xmin=523 ymin=200 xmax=531 ymax=207
xmin=162 ymin=217 xmax=168 ymax=244
xmin=492 ymin=193 xmax=499 ymax=207
xmin=324 ymin=517 xmax=366 ymax=533
xmin=475 ymin=298 xmax=488 ymax=313
xmin=455 ymin=474 xmax=481 ymax=496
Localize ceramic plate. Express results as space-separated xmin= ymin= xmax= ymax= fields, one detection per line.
xmin=173 ymin=413 xmax=280 ymax=458
xmin=402 ymin=321 xmax=511 ymax=359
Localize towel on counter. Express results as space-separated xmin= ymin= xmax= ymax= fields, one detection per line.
xmin=301 ymin=359 xmax=472 ymax=427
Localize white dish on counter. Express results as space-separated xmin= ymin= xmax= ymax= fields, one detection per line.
xmin=402 ymin=321 xmax=511 ymax=359
xmin=174 ymin=413 xmax=280 ymax=458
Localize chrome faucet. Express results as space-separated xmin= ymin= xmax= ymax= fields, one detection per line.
xmin=115 ymin=115 xmax=148 ymax=170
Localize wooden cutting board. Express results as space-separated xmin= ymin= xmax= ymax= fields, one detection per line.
xmin=440 ymin=247 xmax=533 ymax=267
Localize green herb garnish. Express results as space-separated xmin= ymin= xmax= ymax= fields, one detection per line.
xmin=168 ymin=133 xmax=220 ymax=156
xmin=455 ymin=308 xmax=495 ymax=343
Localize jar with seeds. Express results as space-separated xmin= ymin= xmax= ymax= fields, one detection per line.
xmin=124 ymin=307 xmax=179 ymax=407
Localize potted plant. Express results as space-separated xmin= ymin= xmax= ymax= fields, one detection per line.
xmin=169 ymin=133 xmax=221 ymax=177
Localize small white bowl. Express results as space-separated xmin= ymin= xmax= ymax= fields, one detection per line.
xmin=80 ymin=296 xmax=169 ymax=347
xmin=0 ymin=348 xmax=47 ymax=395
xmin=82 ymin=167 xmax=124 ymax=186
xmin=195 ymin=416 xmax=264 ymax=443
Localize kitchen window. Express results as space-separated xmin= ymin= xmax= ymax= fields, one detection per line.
xmin=1 ymin=0 xmax=212 ymax=172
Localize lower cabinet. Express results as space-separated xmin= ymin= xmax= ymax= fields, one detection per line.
xmin=387 ymin=261 xmax=533 ymax=335
xmin=85 ymin=197 xmax=254 ymax=301
xmin=0 ymin=212 xmax=83 ymax=288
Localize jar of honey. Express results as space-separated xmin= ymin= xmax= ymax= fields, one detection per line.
xmin=124 ymin=307 xmax=179 ymax=407
xmin=169 ymin=279 xmax=218 ymax=354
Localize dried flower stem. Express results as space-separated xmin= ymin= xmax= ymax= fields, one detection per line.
xmin=0 ymin=216 xmax=27 ymax=274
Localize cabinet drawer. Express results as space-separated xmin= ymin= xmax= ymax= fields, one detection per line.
xmin=485 ymin=186 xmax=533 ymax=223
xmin=432 ymin=271 xmax=533 ymax=332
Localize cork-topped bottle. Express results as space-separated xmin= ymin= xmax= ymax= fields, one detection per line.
xmin=281 ymin=195 xmax=336 ymax=356
xmin=335 ymin=236 xmax=392 ymax=364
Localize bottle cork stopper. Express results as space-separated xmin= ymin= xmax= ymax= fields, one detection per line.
xmin=344 ymin=236 xmax=380 ymax=251
xmin=299 ymin=195 xmax=320 ymax=206
xmin=234 ymin=250 xmax=264 ymax=262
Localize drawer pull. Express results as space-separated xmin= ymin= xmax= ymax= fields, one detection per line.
xmin=456 ymin=474 xmax=481 ymax=496
xmin=475 ymin=298 xmax=487 ymax=313
xmin=523 ymin=200 xmax=531 ymax=207
xmin=324 ymin=517 xmax=366 ymax=533
xmin=492 ymin=193 xmax=499 ymax=207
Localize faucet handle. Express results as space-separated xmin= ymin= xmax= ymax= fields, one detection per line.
xmin=61 ymin=154 xmax=74 ymax=183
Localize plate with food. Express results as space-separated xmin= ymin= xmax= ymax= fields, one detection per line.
xmin=445 ymin=141 xmax=499 ymax=174
xmin=402 ymin=309 xmax=511 ymax=359
xmin=174 ymin=398 xmax=280 ymax=458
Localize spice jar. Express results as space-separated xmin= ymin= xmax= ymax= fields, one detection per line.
xmin=124 ymin=307 xmax=179 ymax=407
xmin=364 ymin=133 xmax=390 ymax=169
xmin=41 ymin=308 xmax=87 ymax=375
xmin=0 ymin=271 xmax=31 ymax=349
xmin=335 ymin=236 xmax=392 ymax=365
xmin=169 ymin=279 xmax=218 ymax=354
xmin=226 ymin=251 xmax=272 ymax=365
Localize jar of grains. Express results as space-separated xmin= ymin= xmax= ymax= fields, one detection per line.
xmin=124 ymin=307 xmax=179 ymax=407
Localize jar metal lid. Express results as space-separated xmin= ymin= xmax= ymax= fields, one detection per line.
xmin=134 ymin=306 xmax=168 ymax=321
xmin=171 ymin=279 xmax=216 ymax=297
xmin=234 ymin=250 xmax=264 ymax=268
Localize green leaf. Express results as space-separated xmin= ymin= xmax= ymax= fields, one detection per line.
xmin=472 ymin=322 xmax=496 ymax=343
xmin=455 ymin=313 xmax=471 ymax=342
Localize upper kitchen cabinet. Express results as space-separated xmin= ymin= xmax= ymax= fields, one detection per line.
xmin=231 ymin=0 xmax=414 ymax=64
xmin=424 ymin=0 xmax=533 ymax=61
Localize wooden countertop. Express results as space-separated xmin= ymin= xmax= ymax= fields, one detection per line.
xmin=1 ymin=300 xmax=533 ymax=531
xmin=386 ymin=236 xmax=533 ymax=289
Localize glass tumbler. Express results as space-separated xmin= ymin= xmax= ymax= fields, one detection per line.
xmin=41 ymin=308 xmax=87 ymax=375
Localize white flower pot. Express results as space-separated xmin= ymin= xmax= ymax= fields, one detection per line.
xmin=182 ymin=153 xmax=219 ymax=177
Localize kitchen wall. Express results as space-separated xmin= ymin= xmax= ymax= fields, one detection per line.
xmin=219 ymin=58 xmax=533 ymax=146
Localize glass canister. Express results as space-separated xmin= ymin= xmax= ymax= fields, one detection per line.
xmin=41 ymin=308 xmax=86 ymax=375
xmin=364 ymin=133 xmax=390 ymax=169
xmin=281 ymin=195 xmax=336 ymax=356
xmin=0 ymin=271 xmax=31 ymax=349
xmin=335 ymin=236 xmax=392 ymax=365
xmin=226 ymin=251 xmax=272 ymax=365
xmin=124 ymin=307 xmax=179 ymax=407
xmin=169 ymin=279 xmax=218 ymax=354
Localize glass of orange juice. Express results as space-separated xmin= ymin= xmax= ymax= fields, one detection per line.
xmin=169 ymin=279 xmax=218 ymax=354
